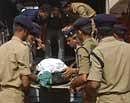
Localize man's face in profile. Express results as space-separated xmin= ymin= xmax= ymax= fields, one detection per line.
xmin=66 ymin=35 xmax=79 ymax=48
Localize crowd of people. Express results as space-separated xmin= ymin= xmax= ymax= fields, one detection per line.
xmin=0 ymin=0 xmax=130 ymax=103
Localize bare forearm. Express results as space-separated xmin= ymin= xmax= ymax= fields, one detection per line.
xmin=21 ymin=75 xmax=30 ymax=94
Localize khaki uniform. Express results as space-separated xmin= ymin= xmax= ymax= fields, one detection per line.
xmin=75 ymin=38 xmax=97 ymax=103
xmin=71 ymin=2 xmax=96 ymax=18
xmin=88 ymin=36 xmax=130 ymax=103
xmin=24 ymin=41 xmax=33 ymax=67
xmin=0 ymin=36 xmax=31 ymax=103
xmin=77 ymin=38 xmax=97 ymax=74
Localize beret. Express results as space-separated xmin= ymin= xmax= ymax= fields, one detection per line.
xmin=21 ymin=9 xmax=39 ymax=21
xmin=73 ymin=17 xmax=91 ymax=27
xmin=31 ymin=22 xmax=41 ymax=37
xmin=94 ymin=14 xmax=117 ymax=27
xmin=73 ymin=17 xmax=92 ymax=34
xmin=14 ymin=15 xmax=33 ymax=31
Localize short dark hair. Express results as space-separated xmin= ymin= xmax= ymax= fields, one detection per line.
xmin=13 ymin=23 xmax=27 ymax=32
xmin=98 ymin=26 xmax=113 ymax=37
xmin=113 ymin=24 xmax=128 ymax=38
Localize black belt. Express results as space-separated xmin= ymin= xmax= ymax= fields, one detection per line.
xmin=0 ymin=85 xmax=21 ymax=90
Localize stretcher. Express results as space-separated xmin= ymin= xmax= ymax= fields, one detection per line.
xmin=30 ymin=83 xmax=70 ymax=103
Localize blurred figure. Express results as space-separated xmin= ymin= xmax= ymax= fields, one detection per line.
xmin=63 ymin=18 xmax=97 ymax=103
xmin=21 ymin=4 xmax=50 ymax=24
xmin=62 ymin=26 xmax=80 ymax=76
xmin=0 ymin=15 xmax=32 ymax=103
xmin=22 ymin=4 xmax=50 ymax=60
xmin=62 ymin=1 xmax=96 ymax=18
xmin=63 ymin=27 xmax=83 ymax=103
xmin=21 ymin=4 xmax=50 ymax=42
xmin=45 ymin=6 xmax=64 ymax=60
xmin=86 ymin=14 xmax=130 ymax=103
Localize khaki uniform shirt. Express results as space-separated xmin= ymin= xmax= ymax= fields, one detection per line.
xmin=77 ymin=38 xmax=97 ymax=74
xmin=71 ymin=2 xmax=96 ymax=18
xmin=0 ymin=36 xmax=31 ymax=88
xmin=24 ymin=41 xmax=33 ymax=67
xmin=88 ymin=36 xmax=130 ymax=94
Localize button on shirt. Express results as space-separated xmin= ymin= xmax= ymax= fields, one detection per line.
xmin=88 ymin=36 xmax=130 ymax=94
xmin=0 ymin=36 xmax=31 ymax=87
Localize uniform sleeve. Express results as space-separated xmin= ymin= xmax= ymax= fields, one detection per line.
xmin=78 ymin=48 xmax=90 ymax=74
xmin=16 ymin=46 xmax=31 ymax=75
xmin=77 ymin=4 xmax=96 ymax=17
xmin=87 ymin=49 xmax=103 ymax=81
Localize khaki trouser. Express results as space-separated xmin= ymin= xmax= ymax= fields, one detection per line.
xmin=0 ymin=87 xmax=24 ymax=103
xmin=96 ymin=92 xmax=130 ymax=103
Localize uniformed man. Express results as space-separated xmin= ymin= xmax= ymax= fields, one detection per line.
xmin=62 ymin=1 xmax=96 ymax=18
xmin=63 ymin=26 xmax=80 ymax=71
xmin=62 ymin=25 xmax=83 ymax=103
xmin=0 ymin=15 xmax=33 ymax=103
xmin=86 ymin=14 xmax=130 ymax=103
xmin=73 ymin=18 xmax=97 ymax=79
xmin=63 ymin=17 xmax=97 ymax=103
xmin=63 ymin=18 xmax=97 ymax=79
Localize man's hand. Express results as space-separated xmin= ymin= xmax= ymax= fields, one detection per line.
xmin=36 ymin=38 xmax=45 ymax=50
xmin=62 ymin=25 xmax=73 ymax=32
xmin=70 ymin=74 xmax=87 ymax=90
xmin=63 ymin=67 xmax=77 ymax=79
